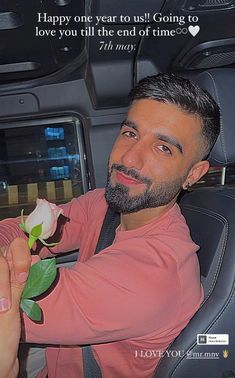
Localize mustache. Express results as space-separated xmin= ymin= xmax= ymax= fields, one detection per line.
xmin=110 ymin=163 xmax=152 ymax=186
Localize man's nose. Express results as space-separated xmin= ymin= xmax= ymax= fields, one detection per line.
xmin=121 ymin=141 xmax=145 ymax=170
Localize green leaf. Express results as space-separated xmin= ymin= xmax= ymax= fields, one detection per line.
xmin=30 ymin=223 xmax=43 ymax=238
xmin=20 ymin=299 xmax=42 ymax=321
xmin=28 ymin=234 xmax=38 ymax=249
xmin=22 ymin=258 xmax=57 ymax=299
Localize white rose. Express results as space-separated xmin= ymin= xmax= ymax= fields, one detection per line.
xmin=25 ymin=199 xmax=63 ymax=240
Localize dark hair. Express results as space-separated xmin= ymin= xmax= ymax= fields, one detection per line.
xmin=129 ymin=73 xmax=220 ymax=159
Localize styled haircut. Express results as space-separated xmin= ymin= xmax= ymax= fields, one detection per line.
xmin=129 ymin=73 xmax=220 ymax=159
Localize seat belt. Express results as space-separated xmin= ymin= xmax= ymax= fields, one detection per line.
xmin=82 ymin=206 xmax=120 ymax=378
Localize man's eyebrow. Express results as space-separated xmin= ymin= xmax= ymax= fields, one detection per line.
xmin=156 ymin=133 xmax=183 ymax=154
xmin=120 ymin=119 xmax=138 ymax=131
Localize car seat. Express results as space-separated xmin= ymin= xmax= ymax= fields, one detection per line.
xmin=154 ymin=69 xmax=235 ymax=378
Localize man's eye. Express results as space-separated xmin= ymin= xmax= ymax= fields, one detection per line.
xmin=157 ymin=145 xmax=172 ymax=155
xmin=122 ymin=131 xmax=136 ymax=138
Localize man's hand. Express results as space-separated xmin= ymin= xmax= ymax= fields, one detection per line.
xmin=0 ymin=238 xmax=31 ymax=378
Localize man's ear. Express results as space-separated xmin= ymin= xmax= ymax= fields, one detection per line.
xmin=182 ymin=160 xmax=210 ymax=190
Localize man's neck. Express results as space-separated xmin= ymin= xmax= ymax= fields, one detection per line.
xmin=120 ymin=199 xmax=176 ymax=231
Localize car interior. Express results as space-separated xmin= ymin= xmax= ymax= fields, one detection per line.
xmin=0 ymin=0 xmax=235 ymax=377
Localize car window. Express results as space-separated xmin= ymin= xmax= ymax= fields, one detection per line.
xmin=0 ymin=116 xmax=88 ymax=220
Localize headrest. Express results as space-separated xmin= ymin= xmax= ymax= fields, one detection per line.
xmin=190 ymin=69 xmax=235 ymax=166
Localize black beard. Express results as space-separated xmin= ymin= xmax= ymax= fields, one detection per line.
xmin=105 ymin=163 xmax=184 ymax=214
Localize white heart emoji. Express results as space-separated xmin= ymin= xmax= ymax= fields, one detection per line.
xmin=188 ymin=25 xmax=200 ymax=37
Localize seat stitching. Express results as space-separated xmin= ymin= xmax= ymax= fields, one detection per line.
xmin=165 ymin=204 xmax=229 ymax=376
xmin=197 ymin=71 xmax=228 ymax=164
xmin=170 ymin=282 xmax=235 ymax=377
xmin=181 ymin=204 xmax=228 ymax=300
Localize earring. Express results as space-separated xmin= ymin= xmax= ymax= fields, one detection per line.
xmin=184 ymin=182 xmax=191 ymax=190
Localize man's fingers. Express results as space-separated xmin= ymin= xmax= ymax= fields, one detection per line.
xmin=0 ymin=255 xmax=11 ymax=312
xmin=0 ymin=238 xmax=31 ymax=312
xmin=10 ymin=238 xmax=31 ymax=283
xmin=8 ymin=238 xmax=31 ymax=309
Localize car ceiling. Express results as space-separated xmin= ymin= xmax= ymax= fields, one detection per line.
xmin=0 ymin=0 xmax=235 ymax=108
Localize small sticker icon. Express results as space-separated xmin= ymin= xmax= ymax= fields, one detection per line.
xmin=197 ymin=334 xmax=229 ymax=345
xmin=198 ymin=335 xmax=207 ymax=344
xmin=223 ymin=350 xmax=229 ymax=359
xmin=188 ymin=25 xmax=200 ymax=37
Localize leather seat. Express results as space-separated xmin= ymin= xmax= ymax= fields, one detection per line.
xmin=154 ymin=69 xmax=235 ymax=378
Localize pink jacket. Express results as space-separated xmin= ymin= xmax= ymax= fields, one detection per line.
xmin=0 ymin=189 xmax=203 ymax=377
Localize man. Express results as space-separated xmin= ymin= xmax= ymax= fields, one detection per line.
xmin=0 ymin=73 xmax=220 ymax=378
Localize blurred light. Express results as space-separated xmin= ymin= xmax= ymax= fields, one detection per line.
xmin=54 ymin=0 xmax=71 ymax=6
xmin=60 ymin=46 xmax=73 ymax=52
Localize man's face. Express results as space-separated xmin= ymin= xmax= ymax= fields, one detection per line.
xmin=105 ymin=99 xmax=203 ymax=213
